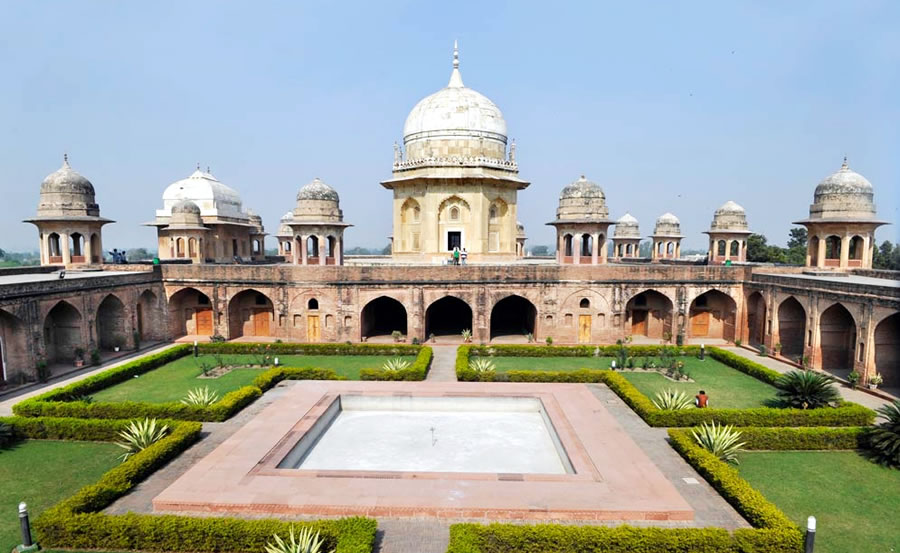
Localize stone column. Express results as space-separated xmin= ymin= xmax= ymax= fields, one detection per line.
xmin=85 ymin=232 xmax=93 ymax=264
xmin=573 ymin=235 xmax=581 ymax=265
xmin=725 ymin=239 xmax=733 ymax=260
xmin=61 ymin=232 xmax=71 ymax=266
xmin=861 ymin=234 xmax=870 ymax=268
xmin=300 ymin=236 xmax=308 ymax=265
xmin=816 ymin=236 xmax=826 ymax=268
xmin=839 ymin=235 xmax=850 ymax=268
xmin=591 ymin=233 xmax=599 ymax=265
xmin=336 ymin=236 xmax=343 ymax=266
xmin=600 ymin=235 xmax=608 ymax=264
xmin=319 ymin=235 xmax=326 ymax=265
xmin=675 ymin=242 xmax=681 ymax=258
xmin=39 ymin=232 xmax=48 ymax=265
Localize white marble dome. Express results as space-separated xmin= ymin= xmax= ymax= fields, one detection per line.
xmin=808 ymin=158 xmax=877 ymax=220
xmin=710 ymin=201 xmax=750 ymax=232
xmin=653 ymin=212 xmax=683 ymax=237
xmin=401 ymin=43 xmax=508 ymax=162
xmin=614 ymin=213 xmax=641 ymax=238
xmin=158 ymin=169 xmax=246 ymax=220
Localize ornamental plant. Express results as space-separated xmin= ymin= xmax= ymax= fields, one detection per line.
xmin=865 ymin=400 xmax=900 ymax=468
xmin=776 ymin=370 xmax=840 ymax=409
xmin=468 ymin=357 xmax=496 ymax=374
xmin=115 ymin=418 xmax=170 ymax=462
xmin=381 ymin=358 xmax=411 ymax=371
xmin=264 ymin=525 xmax=332 ymax=553
xmin=692 ymin=421 xmax=745 ymax=464
xmin=461 ymin=329 xmax=472 ymax=343
xmin=652 ymin=389 xmax=693 ymax=410
xmin=181 ymin=386 xmax=220 ymax=407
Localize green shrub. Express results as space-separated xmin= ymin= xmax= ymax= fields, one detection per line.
xmin=652 ymin=389 xmax=694 ymax=410
xmin=115 ymin=418 xmax=170 ymax=461
xmin=737 ymin=427 xmax=864 ymax=450
xmin=360 ymin=346 xmax=432 ymax=381
xmin=198 ymin=341 xmax=421 ymax=357
xmin=181 ymin=386 xmax=220 ymax=407
xmin=864 ymin=399 xmax=900 ymax=468
xmin=265 ymin=525 xmax=329 ymax=553
xmin=692 ymin=422 xmax=745 ymax=464
xmin=776 ymin=370 xmax=841 ymax=409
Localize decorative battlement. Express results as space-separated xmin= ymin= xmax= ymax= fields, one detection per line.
xmin=393 ymin=156 xmax=518 ymax=172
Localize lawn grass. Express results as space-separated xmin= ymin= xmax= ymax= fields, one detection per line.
xmin=488 ymin=355 xmax=779 ymax=409
xmin=738 ymin=451 xmax=900 ymax=553
xmin=90 ymin=353 xmax=415 ymax=403
xmin=0 ymin=440 xmax=120 ymax=552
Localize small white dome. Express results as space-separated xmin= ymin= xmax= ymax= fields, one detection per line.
xmin=159 ymin=169 xmax=246 ymax=220
xmin=710 ymin=200 xmax=750 ymax=232
xmin=808 ymin=158 xmax=876 ymax=220
xmin=297 ymin=177 xmax=339 ymax=202
xmin=614 ymin=213 xmax=641 ymax=238
xmin=654 ymin=212 xmax=683 ymax=236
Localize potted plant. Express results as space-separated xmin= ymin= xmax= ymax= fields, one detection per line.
xmin=734 ymin=338 xmax=742 ymax=347
xmin=774 ymin=343 xmax=782 ymax=356
xmin=869 ymin=372 xmax=883 ymax=390
xmin=758 ymin=344 xmax=767 ymax=357
xmin=391 ymin=330 xmax=403 ymax=343
xmin=113 ymin=337 xmax=124 ymax=352
xmin=847 ymin=370 xmax=860 ymax=389
xmin=73 ymin=347 xmax=85 ymax=368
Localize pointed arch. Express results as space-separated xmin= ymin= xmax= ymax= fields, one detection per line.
xmin=625 ymin=290 xmax=674 ymax=339
xmin=746 ymin=291 xmax=766 ymax=347
xmin=874 ymin=312 xmax=899 ymax=387
xmin=777 ymin=296 xmax=806 ymax=360
xmin=167 ymin=287 xmax=213 ymax=338
xmin=425 ymin=296 xmax=473 ymax=339
xmin=819 ymin=303 xmax=856 ymax=372
xmin=688 ymin=290 xmax=737 ymax=341
xmin=490 ymin=295 xmax=537 ymax=341
xmin=360 ymin=296 xmax=408 ymax=341
xmin=0 ymin=308 xmax=28 ymax=381
xmin=227 ymin=289 xmax=274 ymax=339
xmin=97 ymin=294 xmax=128 ymax=350
xmin=44 ymin=301 xmax=83 ymax=362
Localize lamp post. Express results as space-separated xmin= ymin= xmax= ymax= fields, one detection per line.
xmin=17 ymin=502 xmax=38 ymax=552
xmin=804 ymin=516 xmax=816 ymax=553
xmin=700 ymin=343 xmax=705 ymax=360
xmin=193 ymin=340 xmax=198 ymax=358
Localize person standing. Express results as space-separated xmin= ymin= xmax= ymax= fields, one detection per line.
xmin=461 ymin=248 xmax=468 ymax=265
xmin=453 ymin=246 xmax=460 ymax=265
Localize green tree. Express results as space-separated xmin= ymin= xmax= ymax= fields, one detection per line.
xmin=380 ymin=244 xmax=392 ymax=255
xmin=529 ymin=245 xmax=550 ymax=256
xmin=746 ymin=234 xmax=770 ymax=262
xmin=787 ymin=227 xmax=807 ymax=249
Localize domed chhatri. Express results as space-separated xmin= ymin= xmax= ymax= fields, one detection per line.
xmin=515 ymin=221 xmax=527 ymax=258
xmin=382 ymin=43 xmax=528 ymax=262
xmin=549 ymin=175 xmax=614 ymax=265
xmin=276 ymin=212 xmax=296 ymax=262
xmin=149 ymin=167 xmax=266 ymax=264
xmin=288 ymin=177 xmax=352 ymax=266
xmin=24 ymin=155 xmax=113 ymax=267
xmin=705 ymin=201 xmax=752 ymax=264
xmin=650 ymin=213 xmax=683 ymax=261
xmin=612 ymin=213 xmax=641 ymax=259
xmin=794 ymin=158 xmax=887 ymax=270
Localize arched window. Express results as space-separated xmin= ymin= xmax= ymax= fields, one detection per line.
xmin=308 ymin=298 xmax=319 ymax=310
xmin=564 ymin=235 xmax=573 ymax=257
xmin=730 ymin=241 xmax=740 ymax=256
xmin=413 ymin=206 xmax=420 ymax=222
xmin=579 ymin=298 xmax=590 ymax=308
xmin=489 ymin=206 xmax=497 ymax=220
xmin=450 ymin=206 xmax=459 ymax=221
xmin=848 ymin=236 xmax=864 ymax=260
xmin=717 ymin=240 xmax=726 ymax=256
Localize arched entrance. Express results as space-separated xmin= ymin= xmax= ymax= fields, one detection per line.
xmin=44 ymin=301 xmax=82 ymax=363
xmin=227 ymin=290 xmax=275 ymax=339
xmin=689 ymin=290 xmax=737 ymax=341
xmin=425 ymin=296 xmax=473 ymax=340
xmin=360 ymin=296 xmax=408 ymax=341
xmin=97 ymin=295 xmax=128 ymax=350
xmin=490 ymin=295 xmax=537 ymax=342
xmin=874 ymin=313 xmax=899 ymax=388
xmin=626 ymin=290 xmax=673 ymax=340
xmin=819 ymin=304 xmax=855 ymax=373
xmin=168 ymin=288 xmax=213 ymax=338
xmin=137 ymin=290 xmax=162 ymax=342
xmin=777 ymin=297 xmax=806 ymax=361
xmin=746 ymin=292 xmax=766 ymax=347
xmin=0 ymin=309 xmax=27 ymax=382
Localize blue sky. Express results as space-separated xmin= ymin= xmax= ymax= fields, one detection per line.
xmin=1 ymin=1 xmax=897 ymax=252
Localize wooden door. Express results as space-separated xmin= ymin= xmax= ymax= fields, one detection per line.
xmin=253 ymin=309 xmax=270 ymax=336
xmin=691 ymin=311 xmax=710 ymax=337
xmin=195 ymin=308 xmax=214 ymax=336
xmin=632 ymin=310 xmax=648 ymax=336
xmin=307 ymin=315 xmax=320 ymax=342
xmin=578 ymin=315 xmax=592 ymax=343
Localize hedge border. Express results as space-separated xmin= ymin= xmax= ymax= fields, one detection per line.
xmin=455 ymin=345 xmax=874 ymax=427
xmin=447 ymin=427 xmax=870 ymax=552
xmin=359 ymin=346 xmax=433 ymax=380
xmin=14 ymin=343 xmax=431 ymax=421
xmin=2 ymin=416 xmax=376 ymax=553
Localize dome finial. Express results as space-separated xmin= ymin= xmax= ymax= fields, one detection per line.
xmin=841 ymin=155 xmax=848 ymax=169
xmin=63 ymin=153 xmax=69 ymax=167
xmin=196 ymin=162 xmax=201 ymax=171
xmin=447 ymin=40 xmax=464 ymax=87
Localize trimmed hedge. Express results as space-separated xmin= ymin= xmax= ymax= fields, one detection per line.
xmin=6 ymin=416 xmax=377 ymax=553
xmin=15 ymin=342 xmax=431 ymax=421
xmin=360 ymin=346 xmax=433 ymax=380
xmin=737 ymin=426 xmax=865 ymax=450
xmin=462 ymin=343 xmax=701 ymax=358
xmin=456 ymin=346 xmax=875 ymax=427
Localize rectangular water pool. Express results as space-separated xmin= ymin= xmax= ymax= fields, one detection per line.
xmin=278 ymin=395 xmax=573 ymax=474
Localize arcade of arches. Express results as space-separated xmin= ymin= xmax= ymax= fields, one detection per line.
xmin=490 ymin=295 xmax=537 ymax=341
xmin=361 ymin=296 xmax=408 ymax=341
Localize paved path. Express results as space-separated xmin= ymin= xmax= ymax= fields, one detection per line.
xmin=721 ymin=346 xmax=894 ymax=411
xmin=0 ymin=343 xmax=175 ymax=415
xmin=426 ymin=345 xmax=458 ymax=381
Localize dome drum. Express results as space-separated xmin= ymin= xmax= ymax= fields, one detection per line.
xmin=293 ymin=178 xmax=345 ymax=223
xmin=613 ymin=213 xmax=641 ymax=239
xmin=651 ymin=213 xmax=683 ymax=238
xmin=707 ymin=201 xmax=751 ymax=233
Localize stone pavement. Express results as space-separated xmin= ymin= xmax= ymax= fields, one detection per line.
xmin=720 ymin=346 xmax=894 ymax=411
xmin=426 ymin=345 xmax=458 ymax=381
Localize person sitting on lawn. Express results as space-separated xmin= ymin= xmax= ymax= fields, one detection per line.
xmin=695 ymin=390 xmax=709 ymax=408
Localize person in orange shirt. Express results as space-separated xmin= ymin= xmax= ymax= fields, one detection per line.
xmin=695 ymin=390 xmax=709 ymax=408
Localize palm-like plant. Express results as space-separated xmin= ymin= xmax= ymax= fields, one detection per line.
xmin=865 ymin=400 xmax=900 ymax=468
xmin=381 ymin=358 xmax=411 ymax=371
xmin=264 ymin=525 xmax=332 ymax=553
xmin=115 ymin=418 xmax=170 ymax=462
xmin=468 ymin=357 xmax=496 ymax=373
xmin=181 ymin=386 xmax=220 ymax=407
xmin=692 ymin=421 xmax=745 ymax=464
xmin=776 ymin=370 xmax=840 ymax=409
xmin=461 ymin=329 xmax=472 ymax=342
xmin=652 ymin=389 xmax=694 ymax=410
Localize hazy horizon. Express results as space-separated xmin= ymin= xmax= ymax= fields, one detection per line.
xmin=2 ymin=1 xmax=897 ymax=253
